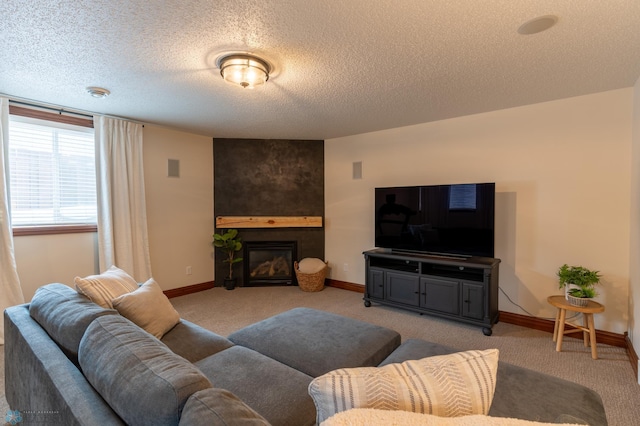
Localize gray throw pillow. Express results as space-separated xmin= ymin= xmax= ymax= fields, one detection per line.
xmin=79 ymin=315 xmax=212 ymax=426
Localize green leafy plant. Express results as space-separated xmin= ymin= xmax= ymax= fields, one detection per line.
xmin=557 ymin=264 xmax=601 ymax=298
xmin=212 ymin=229 xmax=243 ymax=279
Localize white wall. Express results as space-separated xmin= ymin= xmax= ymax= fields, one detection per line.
xmin=325 ymin=89 xmax=633 ymax=334
xmin=630 ymin=77 xmax=640 ymax=357
xmin=13 ymin=124 xmax=214 ymax=300
xmin=143 ymin=125 xmax=214 ymax=290
xmin=14 ymin=233 xmax=97 ymax=301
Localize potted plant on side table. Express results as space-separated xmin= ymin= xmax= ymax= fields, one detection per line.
xmin=212 ymin=229 xmax=243 ymax=290
xmin=556 ymin=264 xmax=601 ymax=307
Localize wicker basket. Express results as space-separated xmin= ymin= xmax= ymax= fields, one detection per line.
xmin=567 ymin=294 xmax=590 ymax=307
xmin=294 ymin=260 xmax=328 ymax=292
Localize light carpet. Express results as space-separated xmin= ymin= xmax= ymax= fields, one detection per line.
xmin=2 ymin=286 xmax=638 ymax=426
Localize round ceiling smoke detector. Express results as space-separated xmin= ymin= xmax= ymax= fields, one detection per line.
xmin=86 ymin=86 xmax=110 ymax=98
xmin=517 ymin=15 xmax=558 ymax=35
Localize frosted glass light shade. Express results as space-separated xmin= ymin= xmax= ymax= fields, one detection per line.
xmin=218 ymin=54 xmax=270 ymax=89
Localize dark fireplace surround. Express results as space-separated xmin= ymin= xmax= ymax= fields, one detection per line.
xmin=213 ymin=139 xmax=324 ymax=287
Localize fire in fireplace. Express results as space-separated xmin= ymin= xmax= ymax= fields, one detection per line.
xmin=244 ymin=241 xmax=297 ymax=286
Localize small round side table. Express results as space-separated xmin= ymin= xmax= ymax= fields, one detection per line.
xmin=547 ymin=295 xmax=605 ymax=359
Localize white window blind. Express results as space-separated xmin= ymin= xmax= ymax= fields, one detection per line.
xmin=8 ymin=115 xmax=97 ymax=227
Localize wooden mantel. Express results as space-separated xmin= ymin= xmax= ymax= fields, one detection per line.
xmin=216 ymin=216 xmax=323 ymax=229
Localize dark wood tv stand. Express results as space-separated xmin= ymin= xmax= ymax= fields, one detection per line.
xmin=363 ymin=249 xmax=500 ymax=335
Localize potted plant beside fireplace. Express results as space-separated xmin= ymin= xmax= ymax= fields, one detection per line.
xmin=212 ymin=229 xmax=243 ymax=290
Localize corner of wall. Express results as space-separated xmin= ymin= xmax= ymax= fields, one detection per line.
xmin=629 ymin=76 xmax=640 ymax=361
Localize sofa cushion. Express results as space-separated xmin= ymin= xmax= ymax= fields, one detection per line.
xmin=75 ymin=265 xmax=139 ymax=308
xmin=161 ymin=320 xmax=234 ymax=363
xmin=309 ymin=349 xmax=499 ymax=424
xmin=195 ymin=345 xmax=316 ymax=426
xmin=380 ymin=339 xmax=607 ymax=426
xmin=28 ymin=283 xmax=118 ymax=362
xmin=228 ymin=307 xmax=401 ymax=377
xmin=79 ymin=315 xmax=212 ymax=426
xmin=112 ymin=278 xmax=181 ymax=338
xmin=379 ymin=338 xmax=457 ymax=364
xmin=179 ymin=388 xmax=270 ymax=426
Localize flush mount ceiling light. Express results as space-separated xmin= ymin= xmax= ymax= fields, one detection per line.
xmin=86 ymin=86 xmax=110 ymax=98
xmin=216 ymin=53 xmax=271 ymax=89
xmin=518 ymin=15 xmax=558 ymax=35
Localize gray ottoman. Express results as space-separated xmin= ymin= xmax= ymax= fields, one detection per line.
xmin=228 ymin=307 xmax=401 ymax=377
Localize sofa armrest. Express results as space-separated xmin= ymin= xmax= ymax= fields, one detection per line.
xmin=379 ymin=339 xmax=607 ymax=426
xmin=490 ymin=361 xmax=606 ymax=425
xmin=4 ymin=305 xmax=124 ymax=426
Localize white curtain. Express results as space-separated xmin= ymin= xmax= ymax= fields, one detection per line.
xmin=0 ymin=97 xmax=25 ymax=345
xmin=95 ymin=116 xmax=152 ymax=281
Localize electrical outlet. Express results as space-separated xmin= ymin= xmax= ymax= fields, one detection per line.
xmin=343 ymin=263 xmax=349 ymax=272
xmin=186 ymin=266 xmax=192 ymax=275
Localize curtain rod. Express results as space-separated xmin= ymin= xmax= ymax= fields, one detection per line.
xmin=9 ymin=99 xmax=94 ymax=119
xmin=3 ymin=94 xmax=146 ymax=126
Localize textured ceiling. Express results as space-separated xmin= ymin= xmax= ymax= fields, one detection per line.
xmin=2 ymin=1 xmax=640 ymax=140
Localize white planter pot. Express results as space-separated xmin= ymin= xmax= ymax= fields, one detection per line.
xmin=564 ymin=284 xmax=581 ymax=300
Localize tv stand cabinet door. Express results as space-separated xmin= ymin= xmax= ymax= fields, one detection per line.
xmin=462 ymin=282 xmax=485 ymax=320
xmin=385 ymin=271 xmax=420 ymax=306
xmin=367 ymin=268 xmax=385 ymax=300
xmin=420 ymin=277 xmax=460 ymax=315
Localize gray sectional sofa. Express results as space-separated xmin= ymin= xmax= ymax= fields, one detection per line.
xmin=4 ymin=283 xmax=607 ymax=425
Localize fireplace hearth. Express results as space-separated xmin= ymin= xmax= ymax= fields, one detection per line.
xmin=244 ymin=241 xmax=297 ymax=286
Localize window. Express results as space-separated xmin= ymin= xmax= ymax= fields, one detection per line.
xmin=8 ymin=114 xmax=96 ymax=233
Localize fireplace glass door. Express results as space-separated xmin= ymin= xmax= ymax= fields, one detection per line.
xmin=244 ymin=241 xmax=297 ymax=286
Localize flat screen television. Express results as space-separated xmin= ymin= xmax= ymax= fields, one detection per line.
xmin=374 ymin=183 xmax=495 ymax=258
